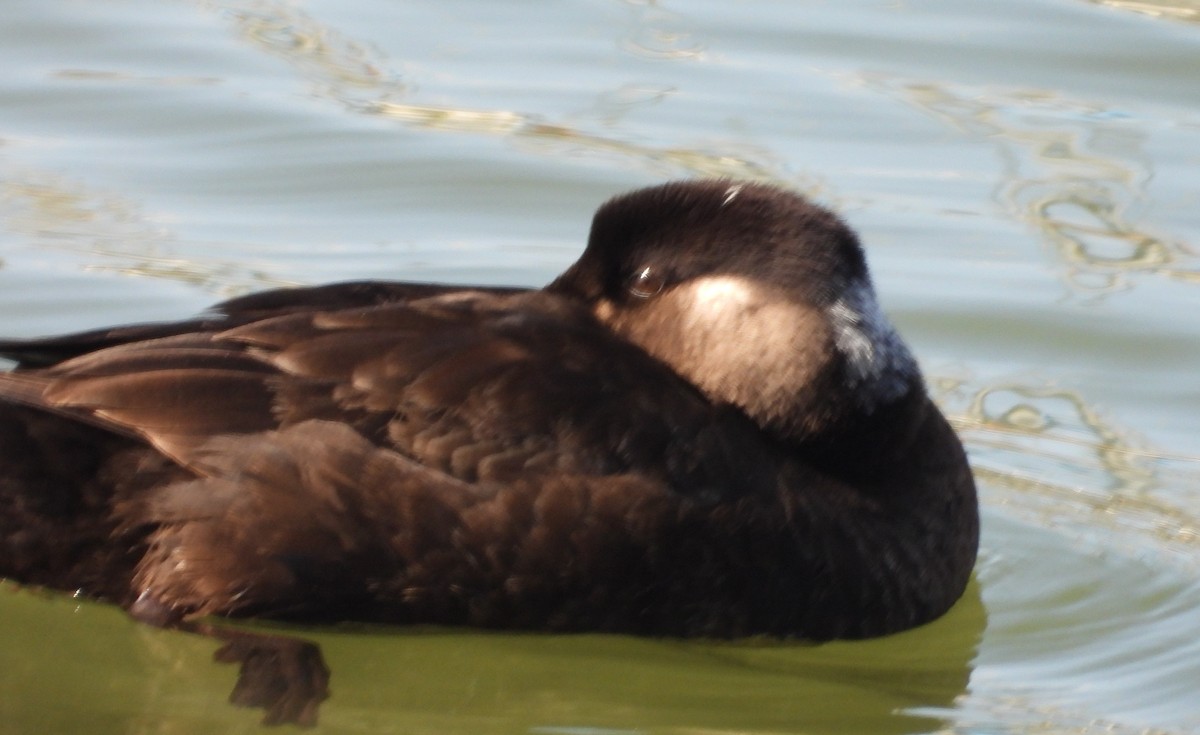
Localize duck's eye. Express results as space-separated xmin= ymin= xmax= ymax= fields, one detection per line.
xmin=627 ymin=266 xmax=665 ymax=299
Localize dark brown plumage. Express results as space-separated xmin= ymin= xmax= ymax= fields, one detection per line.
xmin=0 ymin=180 xmax=978 ymax=643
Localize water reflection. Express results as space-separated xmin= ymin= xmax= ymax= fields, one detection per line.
xmin=207 ymin=0 xmax=409 ymax=106
xmin=860 ymin=75 xmax=1199 ymax=298
xmin=204 ymin=0 xmax=799 ymax=186
xmin=933 ymin=373 xmax=1200 ymax=565
xmin=928 ymin=372 xmax=1200 ymax=733
xmin=618 ymin=0 xmax=708 ymax=61
xmin=1084 ymin=0 xmax=1200 ymax=24
xmin=0 ymin=171 xmax=294 ymax=294
xmin=1 ymin=579 xmax=985 ymax=732
xmin=50 ymin=68 xmax=221 ymax=86
xmin=588 ymin=83 xmax=677 ymax=127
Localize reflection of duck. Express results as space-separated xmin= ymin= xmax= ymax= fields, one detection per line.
xmin=0 ymin=180 xmax=977 ymax=640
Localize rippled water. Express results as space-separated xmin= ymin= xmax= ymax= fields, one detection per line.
xmin=1 ymin=1 xmax=1198 ymax=733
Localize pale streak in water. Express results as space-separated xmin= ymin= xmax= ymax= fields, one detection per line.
xmin=850 ymin=70 xmax=1200 ymax=298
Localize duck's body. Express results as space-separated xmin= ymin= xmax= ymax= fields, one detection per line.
xmin=0 ymin=180 xmax=977 ymax=640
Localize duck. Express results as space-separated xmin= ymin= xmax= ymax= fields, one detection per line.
xmin=0 ymin=179 xmax=978 ymax=641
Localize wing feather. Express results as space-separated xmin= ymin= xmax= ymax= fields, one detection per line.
xmin=5 ymin=289 xmax=776 ymax=496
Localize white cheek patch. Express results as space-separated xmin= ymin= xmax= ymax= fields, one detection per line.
xmin=827 ymin=280 xmax=916 ymax=406
xmin=599 ymin=273 xmax=917 ymax=429
xmin=667 ymin=275 xmax=826 ymax=422
xmin=688 ymin=274 xmax=757 ymax=314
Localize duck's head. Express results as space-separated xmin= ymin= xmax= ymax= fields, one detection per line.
xmin=548 ymin=180 xmax=920 ymax=444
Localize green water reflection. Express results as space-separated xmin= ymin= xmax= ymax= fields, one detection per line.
xmin=0 ymin=580 xmax=985 ymax=733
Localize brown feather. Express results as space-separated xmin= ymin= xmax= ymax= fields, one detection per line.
xmin=0 ymin=180 xmax=978 ymax=644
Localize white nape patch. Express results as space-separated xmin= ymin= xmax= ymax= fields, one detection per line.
xmin=722 ymin=184 xmax=743 ymax=206
xmin=827 ymin=280 xmax=917 ymax=406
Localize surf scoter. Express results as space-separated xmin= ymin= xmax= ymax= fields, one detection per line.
xmin=0 ymin=180 xmax=978 ymax=641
